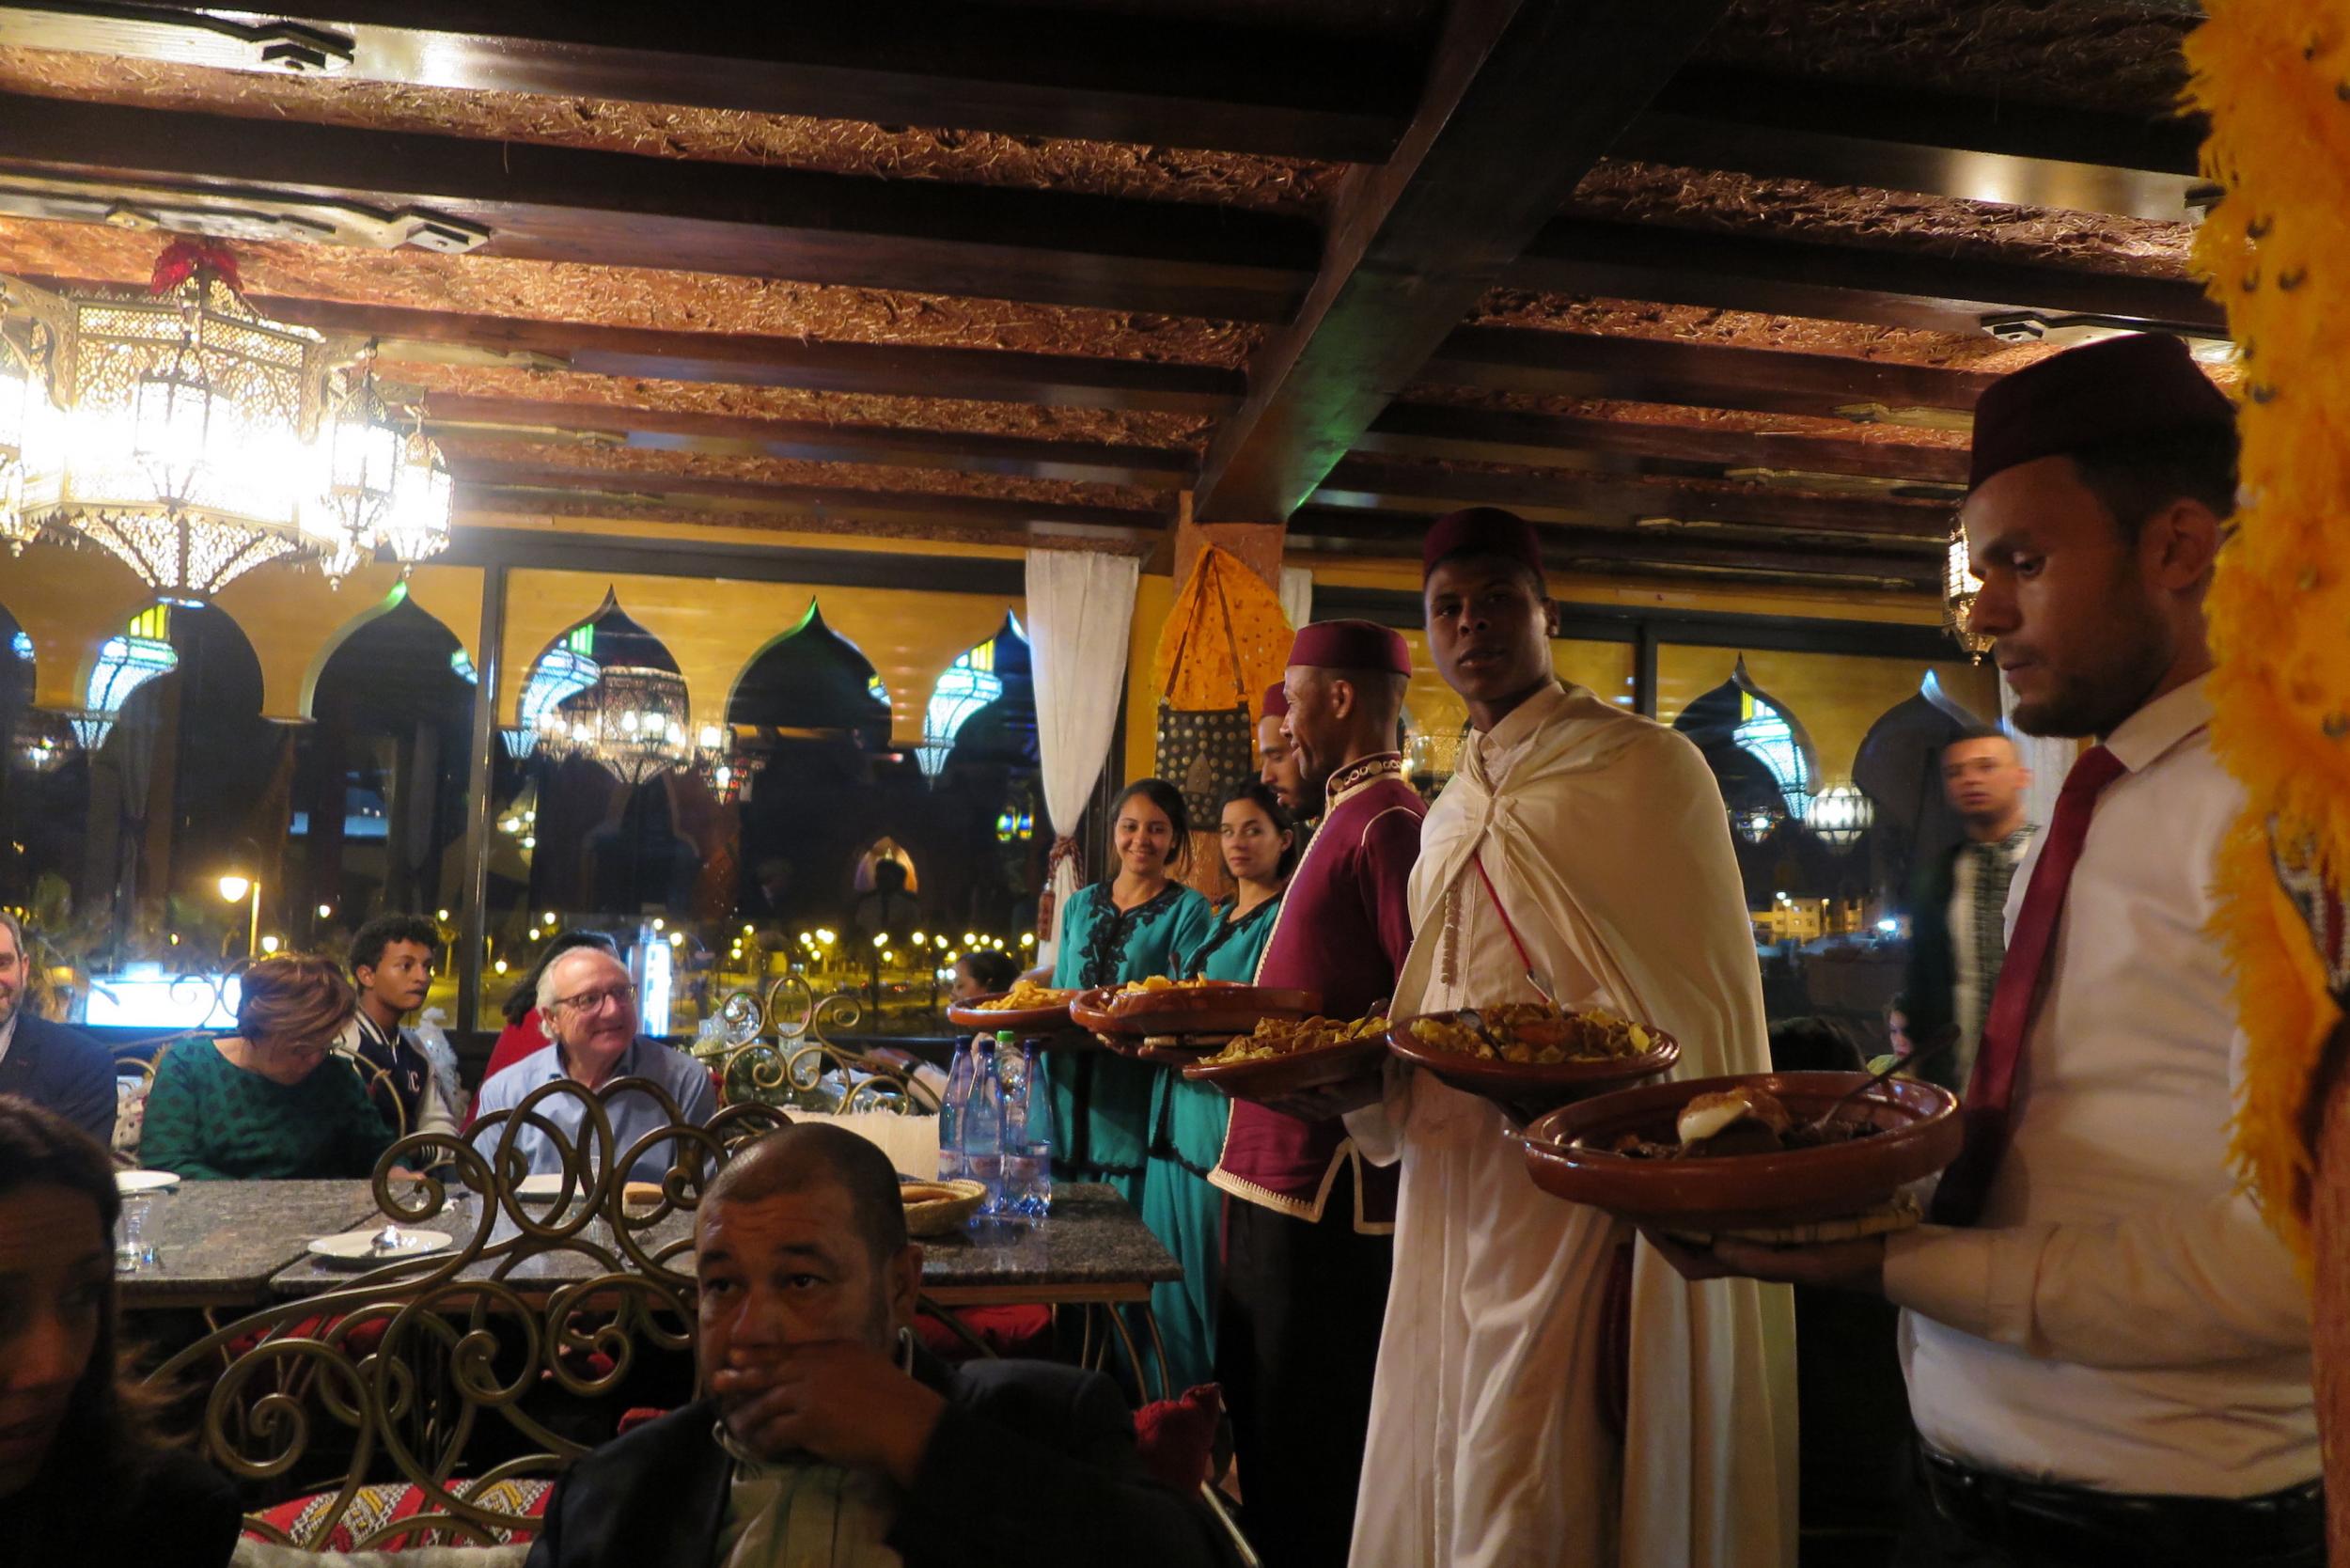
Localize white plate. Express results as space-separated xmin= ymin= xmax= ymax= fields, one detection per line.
xmin=306 ymin=1228 xmax=453 ymax=1264
xmin=115 ymin=1169 xmax=180 ymax=1195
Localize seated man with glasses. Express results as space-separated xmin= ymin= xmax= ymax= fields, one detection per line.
xmin=470 ymin=946 xmax=717 ymax=1184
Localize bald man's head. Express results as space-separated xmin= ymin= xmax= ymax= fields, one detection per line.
xmin=702 ymin=1123 xmax=908 ymax=1266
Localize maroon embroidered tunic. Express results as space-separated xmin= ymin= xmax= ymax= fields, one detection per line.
xmin=1211 ymin=753 xmax=1423 ymax=1230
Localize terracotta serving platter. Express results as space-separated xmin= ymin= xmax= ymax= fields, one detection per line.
xmin=1070 ymin=981 xmax=1324 ymax=1041
xmin=1520 ymin=1071 xmax=1962 ymax=1231
xmin=1386 ymin=1011 xmax=1680 ymax=1109
xmin=1183 ymin=1034 xmax=1390 ymax=1101
xmin=946 ymin=994 xmax=1082 ymax=1036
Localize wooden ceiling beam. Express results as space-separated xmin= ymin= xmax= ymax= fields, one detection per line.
xmin=453 ymin=460 xmax=1167 ymax=541
xmin=1312 ymin=456 xmax=1953 ymax=540
xmin=236 ymin=297 xmax=1245 ymax=415
xmin=1510 ymin=217 xmax=2226 ymax=337
xmin=1191 ymin=0 xmax=1734 ymax=523
xmin=0 ymin=92 xmax=1318 ymax=320
xmin=1288 ymin=505 xmax=1940 ymax=589
xmin=0 ymin=2 xmax=1414 ymax=163
xmin=1418 ymin=325 xmax=1997 ymax=422
xmin=1362 ymin=400 xmax=1970 ymax=486
xmin=420 ymin=392 xmax=1195 ymax=489
xmin=1619 ymin=65 xmax=2205 ymax=222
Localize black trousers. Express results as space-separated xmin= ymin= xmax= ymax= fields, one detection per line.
xmin=1898 ymin=1448 xmax=2326 ymax=1568
xmin=1216 ymin=1169 xmax=1391 ymax=1568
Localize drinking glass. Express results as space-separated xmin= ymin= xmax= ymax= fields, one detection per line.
xmin=115 ymin=1194 xmax=153 ymax=1272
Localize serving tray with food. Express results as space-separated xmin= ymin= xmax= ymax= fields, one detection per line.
xmin=944 ymin=980 xmax=1085 ymax=1037
xmin=1386 ymin=1003 xmax=1680 ymax=1109
xmin=1070 ymin=976 xmax=1324 ymax=1051
xmin=1519 ymin=1071 xmax=1962 ymax=1242
xmin=1183 ymin=1011 xmax=1392 ymax=1100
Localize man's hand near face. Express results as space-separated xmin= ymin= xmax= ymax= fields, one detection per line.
xmin=713 ymin=1340 xmax=948 ymax=1487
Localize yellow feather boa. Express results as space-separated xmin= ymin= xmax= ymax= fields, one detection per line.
xmin=2186 ymin=5 xmax=2350 ymax=1274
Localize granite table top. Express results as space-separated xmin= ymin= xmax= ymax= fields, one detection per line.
xmin=117 ymin=1179 xmax=388 ymax=1309
xmin=263 ymin=1183 xmax=1180 ymax=1306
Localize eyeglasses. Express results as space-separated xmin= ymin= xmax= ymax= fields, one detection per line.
xmin=552 ymin=981 xmax=637 ymax=1015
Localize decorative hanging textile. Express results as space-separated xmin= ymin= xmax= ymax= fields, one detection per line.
xmin=1025 ymin=549 xmax=1140 ymax=964
xmin=1150 ymin=545 xmax=1292 ymax=827
xmin=2186 ymin=6 xmax=2350 ymax=1274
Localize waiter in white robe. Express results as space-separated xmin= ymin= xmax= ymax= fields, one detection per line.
xmin=1345 ymin=507 xmax=1797 ymax=1568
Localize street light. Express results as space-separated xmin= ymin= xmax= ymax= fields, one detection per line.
xmin=217 ymin=873 xmax=260 ymax=958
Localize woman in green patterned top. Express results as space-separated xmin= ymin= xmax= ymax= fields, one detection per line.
xmin=1145 ymin=780 xmax=1297 ymax=1393
xmin=1047 ymin=780 xmax=1215 ymax=1210
xmin=142 ymin=954 xmax=394 ymax=1181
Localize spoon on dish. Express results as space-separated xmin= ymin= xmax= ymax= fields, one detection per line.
xmin=1796 ymin=1026 xmax=1959 ymax=1139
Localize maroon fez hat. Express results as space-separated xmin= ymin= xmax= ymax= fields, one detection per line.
xmin=1288 ymin=619 xmax=1412 ymax=677
xmin=1969 ymin=333 xmax=2235 ymax=491
xmin=1261 ymin=681 xmax=1289 ymax=719
xmin=1422 ymin=506 xmax=1544 ymax=578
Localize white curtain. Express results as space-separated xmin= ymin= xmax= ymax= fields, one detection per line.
xmin=2000 ymin=675 xmax=2077 ymax=831
xmin=1026 ymin=548 xmax=1141 ymax=968
xmin=1278 ymin=564 xmax=1314 ymax=635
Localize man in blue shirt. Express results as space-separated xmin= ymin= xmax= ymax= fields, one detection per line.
xmin=0 ymin=911 xmax=116 ymax=1148
xmin=471 ymin=945 xmax=716 ymax=1184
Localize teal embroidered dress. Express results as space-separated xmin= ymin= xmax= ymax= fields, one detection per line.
xmin=1144 ymin=889 xmax=1282 ymax=1392
xmin=142 ymin=1037 xmax=394 ymax=1180
xmin=1048 ymin=880 xmax=1215 ymax=1207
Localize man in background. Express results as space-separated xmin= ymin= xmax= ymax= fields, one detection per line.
xmin=344 ymin=912 xmax=459 ymax=1141
xmin=0 ymin=910 xmax=115 ymax=1147
xmin=1256 ymin=681 xmax=1309 ymax=820
xmin=472 ymin=943 xmax=716 ymax=1184
xmin=1904 ymin=731 xmax=2038 ymax=1093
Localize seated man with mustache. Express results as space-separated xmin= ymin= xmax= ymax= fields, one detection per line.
xmin=527 ymin=1123 xmax=1240 ymax=1568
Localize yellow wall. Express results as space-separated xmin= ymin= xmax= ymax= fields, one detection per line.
xmin=1656 ymin=645 xmax=2001 ymax=782
xmin=502 ymin=568 xmax=1021 ymax=749
xmin=0 ymin=541 xmax=479 ymax=719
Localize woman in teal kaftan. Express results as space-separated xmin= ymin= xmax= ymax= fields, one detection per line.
xmin=1047 ymin=779 xmax=1214 ymax=1215
xmin=1143 ymin=781 xmax=1299 ymax=1393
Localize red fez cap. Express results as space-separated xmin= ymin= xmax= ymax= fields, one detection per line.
xmin=1288 ymin=619 xmax=1412 ymax=677
xmin=1969 ymin=334 xmax=2235 ymax=491
xmin=1422 ymin=507 xmax=1544 ymax=579
xmin=1261 ymin=681 xmax=1289 ymax=719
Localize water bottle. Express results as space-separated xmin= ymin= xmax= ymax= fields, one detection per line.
xmin=938 ymin=1041 xmax=975 ymax=1181
xmin=964 ymin=1040 xmax=1005 ymax=1214
xmin=1010 ymin=1041 xmax=1054 ymax=1217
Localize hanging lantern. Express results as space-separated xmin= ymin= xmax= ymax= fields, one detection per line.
xmin=1730 ymin=799 xmax=1785 ymax=844
xmin=380 ymin=422 xmax=453 ymax=568
xmin=11 ymin=710 xmax=75 ymax=773
xmin=1805 ymin=783 xmax=1875 ymax=851
xmin=1943 ymin=525 xmax=1991 ymax=660
xmin=0 ymin=332 xmax=40 ymax=553
xmin=8 ymin=242 xmax=339 ymax=602
xmin=555 ymin=664 xmax=694 ymax=786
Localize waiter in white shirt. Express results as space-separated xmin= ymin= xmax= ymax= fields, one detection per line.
xmin=1653 ymin=333 xmax=2320 ymax=1567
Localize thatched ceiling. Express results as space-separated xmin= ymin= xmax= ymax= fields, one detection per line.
xmin=0 ymin=0 xmax=2218 ymax=589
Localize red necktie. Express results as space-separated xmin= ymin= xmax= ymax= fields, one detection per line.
xmin=1929 ymin=743 xmax=2128 ymax=1226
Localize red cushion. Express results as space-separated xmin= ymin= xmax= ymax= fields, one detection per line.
xmin=912 ymin=1305 xmax=1052 ymax=1362
xmin=227 ymin=1312 xmax=391 ymax=1361
xmin=1134 ymin=1382 xmax=1222 ymax=1493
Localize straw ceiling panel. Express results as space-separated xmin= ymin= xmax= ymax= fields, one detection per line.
xmin=1571 ymin=162 xmax=2197 ymax=280
xmin=0 ymin=48 xmax=1339 ymax=217
xmin=1700 ymin=0 xmax=2196 ymax=118
xmin=388 ymin=363 xmax=1213 ymax=449
xmin=434 ymin=436 xmax=1166 ymax=513
xmin=0 ymin=217 xmax=1264 ymax=366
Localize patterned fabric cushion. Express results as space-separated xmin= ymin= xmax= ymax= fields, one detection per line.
xmin=114 ymin=1073 xmax=150 ymax=1159
xmin=244 ymin=1477 xmax=554 ymax=1553
xmin=233 ymin=1544 xmax=530 ymax=1568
